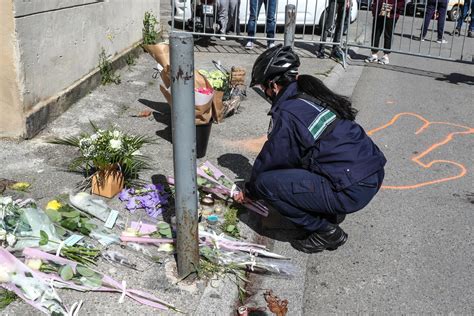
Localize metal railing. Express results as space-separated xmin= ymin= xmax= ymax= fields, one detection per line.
xmin=169 ymin=0 xmax=473 ymax=62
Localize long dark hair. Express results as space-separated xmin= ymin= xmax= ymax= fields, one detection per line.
xmin=296 ymin=75 xmax=358 ymax=121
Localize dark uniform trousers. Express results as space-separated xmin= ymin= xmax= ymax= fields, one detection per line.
xmin=253 ymin=168 xmax=385 ymax=232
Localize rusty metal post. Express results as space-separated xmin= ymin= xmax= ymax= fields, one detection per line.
xmin=170 ymin=32 xmax=199 ymax=278
xmin=284 ymin=4 xmax=296 ymax=47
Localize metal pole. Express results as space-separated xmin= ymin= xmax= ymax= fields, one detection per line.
xmin=170 ymin=32 xmax=199 ymax=278
xmin=284 ymin=4 xmax=296 ymax=47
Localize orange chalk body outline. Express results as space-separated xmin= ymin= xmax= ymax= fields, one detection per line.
xmin=367 ymin=112 xmax=474 ymax=190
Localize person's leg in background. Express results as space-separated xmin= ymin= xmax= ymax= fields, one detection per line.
xmin=217 ymin=0 xmax=230 ymax=39
xmin=379 ymin=17 xmax=398 ymax=64
xmin=246 ymin=0 xmax=263 ymax=48
xmin=421 ymin=0 xmax=436 ymax=39
xmin=318 ymin=0 xmax=337 ymax=57
xmin=455 ymin=1 xmax=469 ymax=33
xmin=365 ymin=16 xmax=384 ymax=63
xmin=330 ymin=1 xmax=348 ymax=59
xmin=263 ymin=0 xmax=277 ymax=47
xmin=436 ymin=0 xmax=448 ymax=42
xmin=226 ymin=0 xmax=240 ymax=35
xmin=470 ymin=0 xmax=474 ymax=36
xmin=252 ymin=169 xmax=348 ymax=253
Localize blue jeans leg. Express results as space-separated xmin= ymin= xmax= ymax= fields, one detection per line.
xmin=263 ymin=0 xmax=276 ymax=41
xmin=247 ymin=0 xmax=263 ymax=39
xmin=457 ymin=0 xmax=474 ymax=31
xmin=252 ymin=169 xmax=339 ymax=232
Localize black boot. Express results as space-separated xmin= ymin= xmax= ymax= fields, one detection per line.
xmin=290 ymin=223 xmax=348 ymax=254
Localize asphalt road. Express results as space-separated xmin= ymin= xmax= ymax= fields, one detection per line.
xmin=301 ymin=50 xmax=473 ymax=313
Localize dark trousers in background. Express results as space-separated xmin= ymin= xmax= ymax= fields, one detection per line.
xmin=371 ymin=16 xmax=398 ymax=54
xmin=320 ymin=0 xmax=349 ymax=44
xmin=456 ymin=0 xmax=474 ymax=31
xmin=252 ymin=169 xmax=384 ymax=232
xmin=247 ymin=0 xmax=276 ymax=42
xmin=421 ymin=0 xmax=448 ymax=40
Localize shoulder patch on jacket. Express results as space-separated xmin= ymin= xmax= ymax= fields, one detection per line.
xmin=308 ymin=109 xmax=337 ymax=140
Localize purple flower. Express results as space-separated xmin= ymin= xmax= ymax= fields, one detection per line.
xmin=125 ymin=197 xmax=139 ymax=212
xmin=118 ymin=189 xmax=131 ymax=201
xmin=144 ymin=184 xmax=157 ymax=191
xmin=146 ymin=207 xmax=162 ymax=219
xmin=140 ymin=195 xmax=156 ymax=209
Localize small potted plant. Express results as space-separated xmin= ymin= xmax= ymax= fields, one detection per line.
xmin=50 ymin=123 xmax=153 ymax=198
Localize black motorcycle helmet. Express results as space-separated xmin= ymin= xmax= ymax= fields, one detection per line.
xmin=250 ymin=44 xmax=300 ymax=87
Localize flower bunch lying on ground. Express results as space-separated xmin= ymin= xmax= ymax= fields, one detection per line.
xmin=0 ymin=196 xmax=100 ymax=266
xmin=49 ymin=122 xmax=154 ymax=186
xmin=45 ymin=200 xmax=97 ymax=236
xmin=119 ymin=184 xmax=169 ymax=219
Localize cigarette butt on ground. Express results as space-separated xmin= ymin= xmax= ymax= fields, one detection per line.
xmin=131 ymin=111 xmax=152 ymax=118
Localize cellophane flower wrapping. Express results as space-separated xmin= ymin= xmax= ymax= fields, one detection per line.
xmin=0 ymin=197 xmax=61 ymax=252
xmin=0 ymin=248 xmax=68 ymax=315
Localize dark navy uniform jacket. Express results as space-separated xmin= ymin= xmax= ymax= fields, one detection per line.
xmin=249 ymin=81 xmax=386 ymax=194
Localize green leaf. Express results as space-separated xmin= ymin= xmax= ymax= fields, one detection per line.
xmin=76 ymin=265 xmax=95 ymax=277
xmin=226 ymin=225 xmax=236 ymax=233
xmin=39 ymin=230 xmax=49 ymax=246
xmin=59 ymin=265 xmax=74 ymax=281
xmin=159 ymin=227 xmax=172 ymax=238
xmin=55 ymin=226 xmax=67 ymax=237
xmin=80 ymin=276 xmax=102 ymax=288
xmin=157 ymin=222 xmax=170 ymax=230
xmin=61 ymin=210 xmax=80 ymax=218
xmin=45 ymin=209 xmax=62 ymax=223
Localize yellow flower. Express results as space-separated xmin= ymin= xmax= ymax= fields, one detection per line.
xmin=157 ymin=243 xmax=174 ymax=253
xmin=10 ymin=182 xmax=31 ymax=191
xmin=46 ymin=200 xmax=62 ymax=211
xmin=25 ymin=259 xmax=42 ymax=271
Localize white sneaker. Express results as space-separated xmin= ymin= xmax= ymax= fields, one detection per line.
xmin=245 ymin=41 xmax=254 ymax=50
xmin=365 ymin=54 xmax=378 ymax=63
xmin=436 ymin=39 xmax=448 ymax=44
xmin=220 ymin=36 xmax=226 ymax=41
xmin=378 ymin=55 xmax=389 ymax=65
xmin=268 ymin=42 xmax=276 ymax=48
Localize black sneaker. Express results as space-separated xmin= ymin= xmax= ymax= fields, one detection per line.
xmin=469 ymin=31 xmax=473 ymax=38
xmin=453 ymin=28 xmax=460 ymax=36
xmin=290 ymin=223 xmax=348 ymax=253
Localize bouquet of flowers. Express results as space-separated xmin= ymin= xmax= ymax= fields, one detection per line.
xmin=198 ymin=70 xmax=229 ymax=92
xmin=0 ymin=248 xmax=181 ymax=314
xmin=0 ymin=249 xmax=69 ymax=315
xmin=49 ymin=122 xmax=153 ymax=186
xmin=197 ymin=162 xmax=269 ymax=216
xmin=119 ymin=184 xmax=169 ymax=219
xmin=0 ymin=197 xmax=100 ymax=266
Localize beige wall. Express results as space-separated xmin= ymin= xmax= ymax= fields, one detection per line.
xmin=1 ymin=0 xmax=160 ymax=138
xmin=0 ymin=1 xmax=24 ymax=138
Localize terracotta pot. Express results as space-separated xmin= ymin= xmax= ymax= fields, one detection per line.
xmin=91 ymin=165 xmax=124 ymax=198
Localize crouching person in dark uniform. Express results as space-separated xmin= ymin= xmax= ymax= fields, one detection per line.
xmin=233 ymin=45 xmax=386 ymax=253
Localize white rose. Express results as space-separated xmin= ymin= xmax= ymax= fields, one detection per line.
xmin=109 ymin=139 xmax=122 ymax=150
xmin=0 ymin=229 xmax=6 ymax=241
xmin=0 ymin=266 xmax=11 ymax=283
xmin=0 ymin=196 xmax=13 ymax=205
xmin=25 ymin=259 xmax=42 ymax=271
xmin=6 ymin=233 xmax=16 ymax=247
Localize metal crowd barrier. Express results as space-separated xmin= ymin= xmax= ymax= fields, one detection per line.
xmin=170 ymin=0 xmax=473 ymax=62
